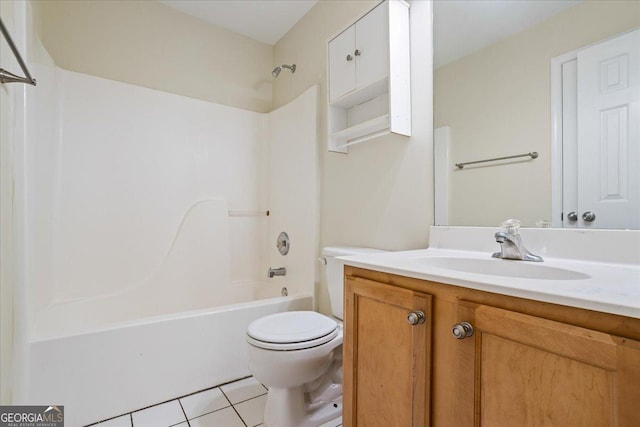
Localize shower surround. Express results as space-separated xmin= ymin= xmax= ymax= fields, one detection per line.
xmin=6 ymin=4 xmax=319 ymax=424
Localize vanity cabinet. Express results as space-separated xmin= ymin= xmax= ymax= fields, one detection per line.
xmin=343 ymin=267 xmax=640 ymax=427
xmin=327 ymin=0 xmax=411 ymax=153
xmin=343 ymin=277 xmax=432 ymax=427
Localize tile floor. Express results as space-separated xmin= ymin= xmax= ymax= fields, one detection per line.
xmin=88 ymin=376 xmax=342 ymax=427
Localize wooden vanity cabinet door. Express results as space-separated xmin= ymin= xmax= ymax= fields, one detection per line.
xmin=343 ymin=277 xmax=432 ymax=427
xmin=456 ymin=302 xmax=640 ymax=427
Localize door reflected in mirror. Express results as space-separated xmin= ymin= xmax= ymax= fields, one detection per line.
xmin=433 ymin=0 xmax=640 ymax=229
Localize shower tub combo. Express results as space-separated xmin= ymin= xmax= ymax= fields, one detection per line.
xmin=8 ymin=12 xmax=318 ymax=422
xmin=13 ymin=56 xmax=317 ymax=426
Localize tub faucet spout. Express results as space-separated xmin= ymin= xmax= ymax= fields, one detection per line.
xmin=268 ymin=267 xmax=286 ymax=278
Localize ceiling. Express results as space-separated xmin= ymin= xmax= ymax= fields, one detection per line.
xmin=159 ymin=0 xmax=319 ymax=45
xmin=159 ymin=0 xmax=582 ymax=64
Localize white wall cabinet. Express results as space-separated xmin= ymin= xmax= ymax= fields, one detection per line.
xmin=327 ymin=0 xmax=411 ymax=153
xmin=328 ymin=3 xmax=389 ymax=101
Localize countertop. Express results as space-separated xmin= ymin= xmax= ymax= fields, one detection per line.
xmin=339 ymin=248 xmax=640 ymax=319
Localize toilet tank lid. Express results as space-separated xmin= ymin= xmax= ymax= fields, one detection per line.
xmin=322 ymin=246 xmax=387 ymax=257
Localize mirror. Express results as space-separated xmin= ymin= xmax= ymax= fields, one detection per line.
xmin=433 ymin=1 xmax=640 ymax=229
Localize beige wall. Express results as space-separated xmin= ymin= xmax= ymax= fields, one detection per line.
xmin=274 ymin=0 xmax=434 ymax=315
xmin=435 ymin=1 xmax=640 ymax=227
xmin=35 ymin=0 xmax=274 ymax=112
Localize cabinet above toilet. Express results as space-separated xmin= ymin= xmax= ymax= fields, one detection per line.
xmin=327 ymin=0 xmax=411 ymax=153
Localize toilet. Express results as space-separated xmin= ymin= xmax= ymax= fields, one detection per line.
xmin=246 ymin=246 xmax=385 ymax=427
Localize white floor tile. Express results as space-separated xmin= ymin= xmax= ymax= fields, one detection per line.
xmin=189 ymin=407 xmax=245 ymax=427
xmin=180 ymin=387 xmax=229 ymax=419
xmin=319 ymin=416 xmax=342 ymax=427
xmin=220 ymin=377 xmax=267 ymax=404
xmin=234 ymin=394 xmax=267 ymax=427
xmin=98 ymin=415 xmax=132 ymax=427
xmin=131 ymin=400 xmax=186 ymax=427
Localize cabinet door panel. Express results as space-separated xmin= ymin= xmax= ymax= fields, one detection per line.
xmin=456 ymin=302 xmax=640 ymax=427
xmin=329 ymin=26 xmax=356 ymax=102
xmin=481 ymin=333 xmax=612 ymax=426
xmin=344 ymin=277 xmax=431 ymax=427
xmin=354 ymin=1 xmax=389 ymax=89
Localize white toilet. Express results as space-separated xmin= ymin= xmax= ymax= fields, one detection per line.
xmin=246 ymin=246 xmax=385 ymax=427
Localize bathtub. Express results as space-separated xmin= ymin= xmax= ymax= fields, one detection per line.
xmin=22 ymin=288 xmax=312 ymax=426
xmin=13 ymin=199 xmax=314 ymax=425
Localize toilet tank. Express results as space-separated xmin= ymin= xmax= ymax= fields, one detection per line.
xmin=322 ymin=246 xmax=387 ymax=320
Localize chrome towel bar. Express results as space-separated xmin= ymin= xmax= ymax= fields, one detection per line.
xmin=228 ymin=210 xmax=270 ymax=217
xmin=0 ymin=18 xmax=36 ymax=86
xmin=455 ymin=151 xmax=538 ymax=169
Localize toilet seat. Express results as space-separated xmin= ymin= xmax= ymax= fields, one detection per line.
xmin=247 ymin=311 xmax=338 ymax=351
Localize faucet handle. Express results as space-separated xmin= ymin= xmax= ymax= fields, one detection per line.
xmin=501 ymin=219 xmax=521 ymax=235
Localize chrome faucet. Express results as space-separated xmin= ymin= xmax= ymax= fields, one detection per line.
xmin=492 ymin=219 xmax=543 ymax=262
xmin=268 ymin=267 xmax=286 ymax=278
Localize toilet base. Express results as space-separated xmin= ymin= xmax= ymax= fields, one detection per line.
xmin=264 ymin=386 xmax=342 ymax=427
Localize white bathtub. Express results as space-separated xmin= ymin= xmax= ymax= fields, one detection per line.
xmin=22 ymin=289 xmax=312 ymax=426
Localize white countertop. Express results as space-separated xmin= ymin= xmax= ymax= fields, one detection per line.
xmin=339 ymin=248 xmax=640 ymax=319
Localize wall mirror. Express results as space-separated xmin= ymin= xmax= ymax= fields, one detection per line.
xmin=433 ymin=0 xmax=639 ymax=229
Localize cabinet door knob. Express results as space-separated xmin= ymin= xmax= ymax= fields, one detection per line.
xmin=582 ymin=211 xmax=596 ymax=222
xmin=354 ymin=49 xmax=361 ymax=56
xmin=346 ymin=54 xmax=353 ymax=61
xmin=451 ymin=322 xmax=474 ymax=339
xmin=407 ymin=310 xmax=425 ymax=325
xmin=567 ymin=211 xmax=578 ymax=222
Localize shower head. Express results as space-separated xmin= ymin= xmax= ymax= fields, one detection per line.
xmin=272 ymin=64 xmax=296 ymax=78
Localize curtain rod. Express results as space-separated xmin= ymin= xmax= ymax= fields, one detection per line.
xmin=0 ymin=17 xmax=37 ymax=86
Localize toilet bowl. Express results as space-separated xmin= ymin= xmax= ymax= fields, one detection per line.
xmin=247 ymin=311 xmax=343 ymax=427
xmin=246 ymin=247 xmax=385 ymax=427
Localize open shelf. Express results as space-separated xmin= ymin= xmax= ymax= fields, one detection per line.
xmin=331 ymin=78 xmax=388 ymax=109
xmin=330 ymin=114 xmax=390 ymax=152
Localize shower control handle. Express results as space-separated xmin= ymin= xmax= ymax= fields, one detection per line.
xmin=346 ymin=54 xmax=353 ymax=61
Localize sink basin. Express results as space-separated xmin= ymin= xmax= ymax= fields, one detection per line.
xmin=411 ymin=257 xmax=590 ymax=280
